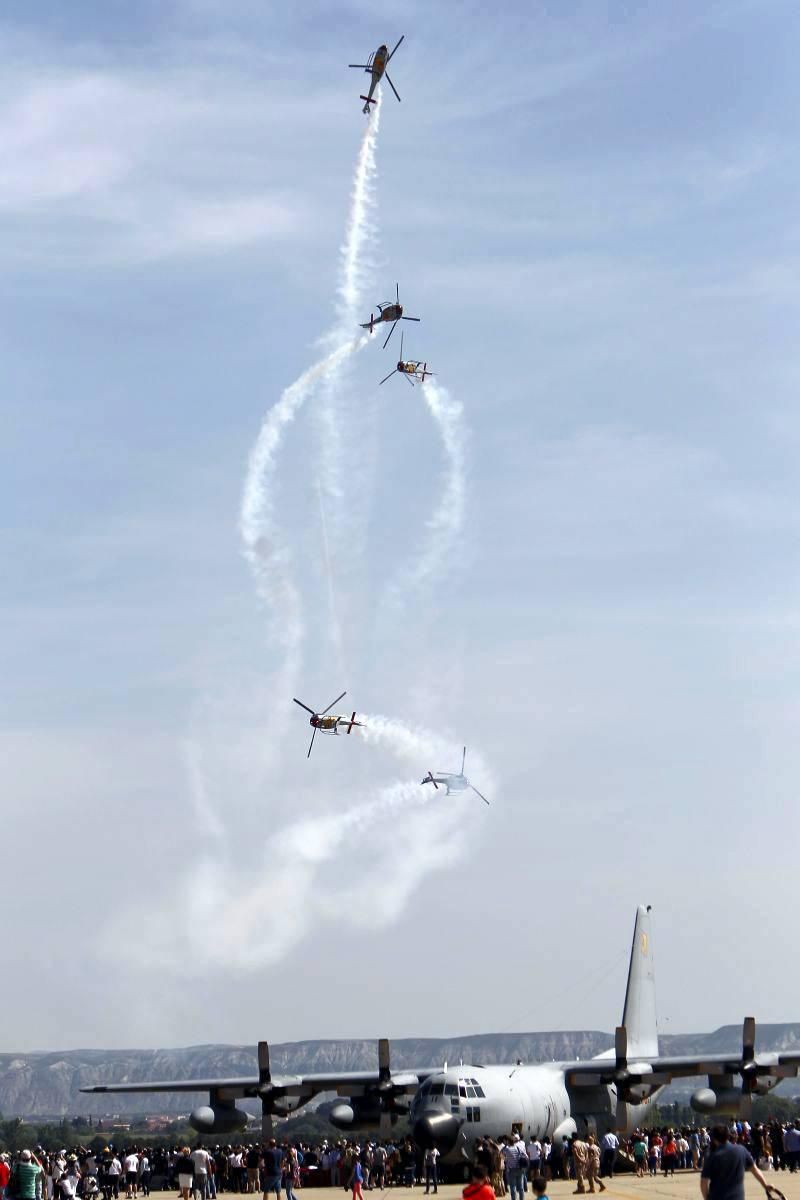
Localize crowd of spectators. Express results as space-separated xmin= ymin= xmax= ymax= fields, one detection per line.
xmin=0 ymin=1117 xmax=798 ymax=1200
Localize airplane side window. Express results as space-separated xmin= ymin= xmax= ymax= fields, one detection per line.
xmin=474 ymin=1107 xmax=481 ymax=1123
xmin=465 ymin=1109 xmax=473 ymax=1123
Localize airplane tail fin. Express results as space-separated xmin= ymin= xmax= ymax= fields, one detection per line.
xmin=621 ymin=904 xmax=658 ymax=1058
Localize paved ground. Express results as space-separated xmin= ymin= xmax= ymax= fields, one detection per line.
xmin=242 ymin=1173 xmax=800 ymax=1200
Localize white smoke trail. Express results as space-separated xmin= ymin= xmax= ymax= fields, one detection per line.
xmin=337 ymin=97 xmax=381 ymax=329
xmin=239 ymin=335 xmax=367 ymax=691
xmin=378 ymin=379 xmax=468 ymax=623
xmin=316 ymin=96 xmax=382 ymax=549
xmin=115 ymin=773 xmax=443 ymax=971
xmin=361 ymin=711 xmax=494 ymax=796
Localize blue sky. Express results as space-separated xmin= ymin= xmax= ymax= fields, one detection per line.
xmin=2 ymin=0 xmax=800 ymax=1050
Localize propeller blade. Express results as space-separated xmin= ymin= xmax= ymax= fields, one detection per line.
xmin=387 ymin=34 xmax=404 ymax=62
xmin=379 ymin=369 xmax=398 ymax=385
xmin=615 ymin=1097 xmax=628 ymax=1132
xmin=258 ymin=1040 xmax=271 ymax=1086
xmin=293 ymin=698 xmax=316 ymax=716
xmin=461 ymin=746 xmax=467 ymax=774
xmin=307 ymin=726 xmax=317 ymax=758
xmin=379 ymin=1111 xmax=392 ymax=1135
xmin=383 ymin=320 xmax=399 ymax=349
xmin=615 ymin=1025 xmax=628 ymax=1072
xmin=321 ymin=690 xmax=347 ymax=715
xmin=261 ymin=1100 xmax=273 ymax=1140
xmin=378 ymin=1037 xmax=391 ymax=1083
xmin=384 ymin=71 xmax=401 ymax=103
xmin=470 ymin=785 xmax=490 ymax=807
xmin=742 ymin=1016 xmax=756 ymax=1063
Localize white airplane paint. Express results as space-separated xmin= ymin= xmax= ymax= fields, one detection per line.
xmin=81 ymin=905 xmax=800 ymax=1148
xmin=409 ymin=904 xmax=659 ymax=1162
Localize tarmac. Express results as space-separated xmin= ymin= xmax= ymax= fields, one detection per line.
xmin=249 ymin=1174 xmax=800 ymax=1200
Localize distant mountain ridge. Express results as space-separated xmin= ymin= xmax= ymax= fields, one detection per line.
xmin=2 ymin=1024 xmax=799 ymax=1118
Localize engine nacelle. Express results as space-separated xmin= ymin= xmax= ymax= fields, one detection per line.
xmin=691 ymin=1088 xmax=749 ymax=1117
xmin=190 ymin=1104 xmax=249 ymax=1134
xmin=329 ymin=1097 xmax=384 ymax=1130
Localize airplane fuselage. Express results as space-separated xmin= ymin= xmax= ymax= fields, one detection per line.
xmin=409 ymin=1063 xmax=660 ymax=1164
xmin=427 ymin=772 xmax=468 ymax=794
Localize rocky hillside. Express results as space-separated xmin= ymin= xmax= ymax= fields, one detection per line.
xmin=2 ymin=1025 xmax=798 ymax=1118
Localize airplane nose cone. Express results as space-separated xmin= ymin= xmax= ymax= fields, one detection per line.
xmin=413 ymin=1109 xmax=461 ymax=1154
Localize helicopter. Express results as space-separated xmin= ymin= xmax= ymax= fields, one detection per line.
xmin=421 ymin=747 xmax=490 ymax=805
xmin=379 ymin=331 xmax=434 ymax=387
xmin=360 ymin=282 xmax=420 ymax=349
xmin=292 ymin=691 xmax=363 ymax=758
xmin=349 ymin=35 xmax=404 ymax=115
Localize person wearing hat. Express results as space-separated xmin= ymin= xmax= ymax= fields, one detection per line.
xmin=10 ymin=1151 xmax=43 ymax=1200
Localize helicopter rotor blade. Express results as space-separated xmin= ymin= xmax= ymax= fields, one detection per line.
xmin=401 ymin=315 xmax=421 ymax=322
xmin=307 ymin=727 xmax=317 ymax=759
xmin=404 ymin=372 xmax=415 ymax=387
xmin=400 ymin=330 xmax=404 ymax=359
xmin=470 ymin=785 xmax=490 ymax=807
xmin=379 ymin=368 xmax=398 ymax=386
xmin=384 ymin=71 xmax=401 ymax=103
xmin=320 ymin=690 xmax=347 ymax=716
xmin=387 ymin=35 xmax=404 ymax=63
xmin=293 ymin=698 xmax=316 ymax=716
xmin=462 ymin=746 xmax=467 ymax=773
xmin=383 ymin=320 xmax=399 ymax=349
xmin=396 ymin=281 xmax=399 ymax=305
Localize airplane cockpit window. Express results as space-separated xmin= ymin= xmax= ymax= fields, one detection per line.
xmin=444 ymin=1083 xmax=458 ymax=1096
xmin=475 ymin=1085 xmax=486 ymax=1098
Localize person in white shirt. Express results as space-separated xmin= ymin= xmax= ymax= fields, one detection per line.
xmin=423 ymin=1147 xmax=439 ymax=1195
xmin=123 ymin=1154 xmax=139 ymax=1200
xmin=600 ymin=1132 xmax=618 ymax=1180
xmin=107 ymin=1157 xmax=122 ymax=1200
xmin=190 ymin=1148 xmax=210 ymax=1200
xmin=526 ymin=1141 xmax=542 ymax=1180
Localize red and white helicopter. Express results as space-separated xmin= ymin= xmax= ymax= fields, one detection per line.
xmin=349 ymin=36 xmax=404 ymax=115
xmin=292 ymin=691 xmax=363 ymax=758
xmin=360 ymin=283 xmax=420 ymax=349
xmin=379 ymin=331 xmax=434 ymax=387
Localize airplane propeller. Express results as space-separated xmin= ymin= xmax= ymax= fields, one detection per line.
xmin=258 ymin=1040 xmax=274 ymax=1139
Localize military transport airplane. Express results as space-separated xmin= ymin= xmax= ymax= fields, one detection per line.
xmin=292 ymin=691 xmax=363 ymax=758
xmin=349 ymin=36 xmax=404 ymax=115
xmin=421 ymin=746 xmax=490 ymax=806
xmin=80 ymin=906 xmax=800 ymax=1162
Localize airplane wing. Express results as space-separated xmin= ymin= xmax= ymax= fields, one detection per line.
xmin=564 ymin=1018 xmax=800 ymax=1092
xmin=80 ymin=1040 xmax=435 ymax=1106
